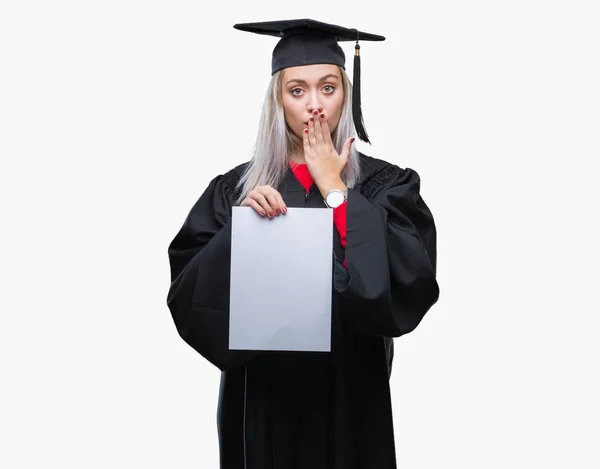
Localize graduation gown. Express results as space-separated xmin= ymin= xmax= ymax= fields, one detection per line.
xmin=166 ymin=153 xmax=440 ymax=469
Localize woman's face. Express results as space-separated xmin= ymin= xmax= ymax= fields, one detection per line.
xmin=281 ymin=64 xmax=344 ymax=141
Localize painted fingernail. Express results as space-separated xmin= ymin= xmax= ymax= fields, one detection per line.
xmin=304 ymin=129 xmax=308 ymax=134
xmin=313 ymin=110 xmax=319 ymax=115
xmin=320 ymin=114 xmax=325 ymax=118
xmin=269 ymin=211 xmax=274 ymax=217
xmin=276 ymin=208 xmax=281 ymax=215
xmin=309 ymin=117 xmax=314 ymax=121
xmin=351 ymin=137 xmax=355 ymax=143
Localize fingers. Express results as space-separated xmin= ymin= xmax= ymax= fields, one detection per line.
xmin=243 ymin=190 xmax=271 ymax=216
xmin=319 ymin=114 xmax=333 ymax=146
xmin=340 ymin=136 xmax=356 ymax=165
xmin=308 ymin=112 xmax=317 ymax=146
xmin=303 ymin=122 xmax=310 ymax=150
xmin=242 ymin=186 xmax=287 ymax=218
xmin=260 ymin=186 xmax=287 ymax=215
xmin=308 ymin=111 xmax=333 ymax=150
xmin=312 ymin=109 xmax=324 ymax=144
xmin=263 ymin=191 xmax=283 ymax=216
xmin=241 ymin=197 xmax=267 ymax=216
xmin=275 ymin=192 xmax=287 ymax=214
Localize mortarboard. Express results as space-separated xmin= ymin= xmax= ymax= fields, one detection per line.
xmin=233 ymin=19 xmax=385 ymax=144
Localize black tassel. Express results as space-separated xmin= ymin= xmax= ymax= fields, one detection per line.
xmin=353 ymin=42 xmax=370 ymax=144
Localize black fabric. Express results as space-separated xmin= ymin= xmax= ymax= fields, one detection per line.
xmin=166 ymin=153 xmax=440 ymax=469
xmin=233 ymin=18 xmax=385 ymax=74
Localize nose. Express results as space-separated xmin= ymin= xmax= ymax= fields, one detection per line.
xmin=307 ymin=95 xmax=323 ymax=116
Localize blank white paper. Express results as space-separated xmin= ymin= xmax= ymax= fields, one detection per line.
xmin=229 ymin=206 xmax=333 ymax=352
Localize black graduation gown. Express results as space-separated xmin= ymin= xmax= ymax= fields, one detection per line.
xmin=166 ymin=153 xmax=440 ymax=469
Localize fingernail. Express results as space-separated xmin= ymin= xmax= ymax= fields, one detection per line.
xmin=269 ymin=211 xmax=274 ymax=217
xmin=351 ymin=137 xmax=355 ymax=143
xmin=261 ymin=210 xmax=266 ymax=216
xmin=304 ymin=129 xmax=308 ymax=134
xmin=320 ymin=114 xmax=325 ymax=118
xmin=283 ymin=207 xmax=287 ymax=213
xmin=313 ymin=110 xmax=319 ymax=115
xmin=309 ymin=117 xmax=314 ymax=121
xmin=276 ymin=208 xmax=281 ymax=215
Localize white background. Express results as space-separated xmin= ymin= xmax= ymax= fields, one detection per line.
xmin=1 ymin=0 xmax=599 ymax=467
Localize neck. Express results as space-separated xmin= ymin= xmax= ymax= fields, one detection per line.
xmin=289 ymin=153 xmax=306 ymax=164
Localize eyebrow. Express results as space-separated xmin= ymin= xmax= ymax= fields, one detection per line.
xmin=285 ymin=74 xmax=340 ymax=86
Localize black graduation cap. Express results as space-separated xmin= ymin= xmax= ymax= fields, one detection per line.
xmin=233 ymin=19 xmax=385 ymax=144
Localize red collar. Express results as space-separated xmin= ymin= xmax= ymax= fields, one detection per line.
xmin=289 ymin=161 xmax=313 ymax=192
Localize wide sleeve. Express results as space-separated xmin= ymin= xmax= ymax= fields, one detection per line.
xmin=333 ymin=165 xmax=440 ymax=337
xmin=166 ymin=174 xmax=260 ymax=371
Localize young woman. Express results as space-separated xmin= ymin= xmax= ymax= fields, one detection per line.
xmin=167 ymin=19 xmax=440 ymax=469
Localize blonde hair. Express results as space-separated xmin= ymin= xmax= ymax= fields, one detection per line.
xmin=235 ymin=66 xmax=361 ymax=204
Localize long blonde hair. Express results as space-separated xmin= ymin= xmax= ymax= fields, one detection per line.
xmin=235 ymin=66 xmax=361 ymax=204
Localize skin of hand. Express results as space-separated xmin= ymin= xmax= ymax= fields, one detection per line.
xmin=304 ymin=111 xmax=355 ymax=198
xmin=240 ymin=185 xmax=287 ymax=218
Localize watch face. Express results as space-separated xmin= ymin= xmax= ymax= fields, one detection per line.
xmin=326 ymin=191 xmax=345 ymax=208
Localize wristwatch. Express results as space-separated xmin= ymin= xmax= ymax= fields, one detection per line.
xmin=324 ymin=189 xmax=348 ymax=209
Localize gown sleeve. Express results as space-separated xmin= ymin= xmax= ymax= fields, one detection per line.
xmin=333 ymin=201 xmax=348 ymax=269
xmin=333 ymin=165 xmax=440 ymax=337
xmin=166 ymin=173 xmax=260 ymax=371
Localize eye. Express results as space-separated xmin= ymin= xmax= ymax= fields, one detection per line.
xmin=323 ymin=85 xmax=335 ymax=93
xmin=291 ymin=88 xmax=303 ymax=96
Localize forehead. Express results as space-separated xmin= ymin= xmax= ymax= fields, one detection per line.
xmin=283 ymin=63 xmax=342 ymax=83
